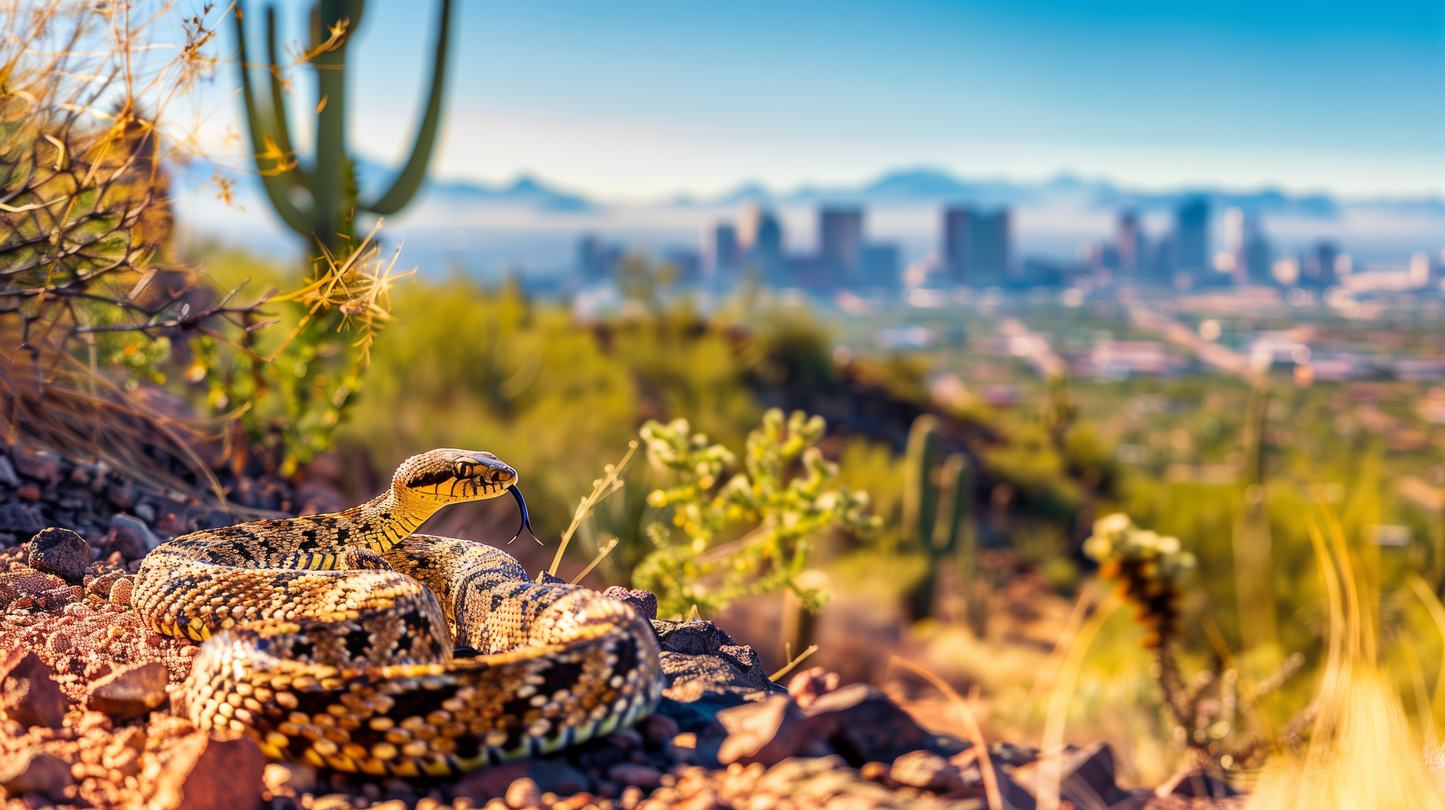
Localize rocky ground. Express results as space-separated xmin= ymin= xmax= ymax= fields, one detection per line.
xmin=0 ymin=446 xmax=1243 ymax=810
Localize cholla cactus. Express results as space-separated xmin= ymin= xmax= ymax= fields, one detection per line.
xmin=634 ymin=409 xmax=878 ymax=617
xmin=1084 ymin=513 xmax=1196 ymax=647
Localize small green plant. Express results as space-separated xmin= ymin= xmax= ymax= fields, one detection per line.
xmin=632 ymin=409 xmax=879 ymax=618
xmin=189 ymin=226 xmax=410 ymax=474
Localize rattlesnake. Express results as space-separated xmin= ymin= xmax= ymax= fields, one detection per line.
xmin=131 ymin=449 xmax=663 ymax=777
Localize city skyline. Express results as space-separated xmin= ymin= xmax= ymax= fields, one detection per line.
xmin=219 ymin=0 xmax=1445 ymax=201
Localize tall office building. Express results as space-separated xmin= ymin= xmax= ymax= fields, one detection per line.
xmin=941 ymin=206 xmax=1010 ymax=284
xmin=943 ymin=207 xmax=973 ymax=282
xmin=711 ymin=223 xmax=739 ymax=274
xmin=1116 ymin=211 xmax=1141 ymax=276
xmin=820 ymin=207 xmax=864 ymax=282
xmin=1175 ymin=198 xmax=1209 ymax=274
xmin=1302 ymin=241 xmax=1339 ymax=287
xmin=740 ymin=204 xmax=785 ymax=282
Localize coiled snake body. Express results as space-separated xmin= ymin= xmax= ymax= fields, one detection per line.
xmin=132 ymin=450 xmax=663 ymax=778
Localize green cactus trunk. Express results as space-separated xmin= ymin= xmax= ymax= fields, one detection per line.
xmin=234 ymin=0 xmax=454 ymax=253
xmin=901 ymin=415 xmax=977 ymax=620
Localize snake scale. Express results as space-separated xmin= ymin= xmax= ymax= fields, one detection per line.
xmin=131 ymin=449 xmax=664 ymax=778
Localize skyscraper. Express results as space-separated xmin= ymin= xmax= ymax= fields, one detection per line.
xmin=941 ymin=206 xmax=1010 ymax=284
xmin=1175 ymin=197 xmax=1209 ymax=275
xmin=973 ymin=210 xmax=1010 ymax=282
xmin=820 ymin=207 xmax=864 ymax=282
xmin=1116 ymin=211 xmax=1141 ymax=277
xmin=711 ymin=223 xmax=739 ymax=275
xmin=740 ymin=204 xmax=785 ymax=283
xmin=943 ymin=207 xmax=972 ymax=283
xmin=1302 ymin=241 xmax=1338 ymax=287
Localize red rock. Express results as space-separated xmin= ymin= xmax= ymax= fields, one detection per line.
xmin=0 ymin=569 xmax=67 ymax=608
xmin=786 ymin=666 xmax=840 ymax=710
xmin=504 ymin=778 xmax=542 ymax=810
xmin=0 ymin=750 xmax=74 ymax=799
xmin=607 ymin=763 xmax=663 ymax=790
xmin=1155 ymin=762 xmax=1238 ymax=799
xmin=451 ymin=761 xmax=591 ymax=803
xmin=12 ymin=449 xmax=63 ymax=484
xmin=800 ymin=684 xmax=932 ymax=765
xmin=0 ymin=650 xmax=68 ymax=729
xmin=716 ymin=695 xmax=815 ymax=766
xmin=640 ymin=713 xmax=680 ymax=748
xmin=87 ymin=661 xmax=169 ymax=720
xmin=889 ymin=750 xmax=962 ymax=791
xmin=150 ymin=733 xmax=266 ymax=810
xmin=1012 ymin=741 xmax=1131 ymax=807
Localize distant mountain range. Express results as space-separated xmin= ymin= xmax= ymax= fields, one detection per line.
xmin=369 ymin=161 xmax=1445 ymax=220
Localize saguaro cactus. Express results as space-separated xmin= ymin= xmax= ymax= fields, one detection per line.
xmin=901 ymin=415 xmax=975 ymax=620
xmin=233 ymin=0 xmax=454 ymax=250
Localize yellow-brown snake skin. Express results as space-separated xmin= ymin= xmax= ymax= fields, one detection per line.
xmin=131 ymin=449 xmax=663 ymax=777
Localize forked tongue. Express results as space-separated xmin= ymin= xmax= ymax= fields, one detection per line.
xmin=507 ymin=485 xmax=538 ymax=544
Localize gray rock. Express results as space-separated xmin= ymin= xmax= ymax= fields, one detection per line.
xmin=0 ymin=651 xmax=68 ymax=729
xmin=661 ymin=651 xmax=785 ymax=701
xmin=88 ymin=661 xmax=169 ymax=720
xmin=0 ymin=503 xmax=45 ymax=535
xmin=0 ymin=750 xmax=74 ymax=799
xmin=652 ymin=620 xmax=738 ymax=655
xmin=109 ymin=514 xmax=161 ymax=557
xmin=0 ymin=456 xmax=18 ymax=488
xmin=603 ymin=586 xmax=658 ymax=621
xmin=28 ymin=527 xmax=90 ymax=583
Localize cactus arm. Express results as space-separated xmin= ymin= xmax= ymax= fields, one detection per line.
xmin=233 ymin=1 xmax=310 ymax=236
xmin=264 ymin=5 xmax=308 ymax=191
xmin=360 ymin=0 xmax=452 ymax=215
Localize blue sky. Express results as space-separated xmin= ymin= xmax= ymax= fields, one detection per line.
xmin=224 ymin=0 xmax=1445 ymax=199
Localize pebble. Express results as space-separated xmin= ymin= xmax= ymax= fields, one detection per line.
xmin=28 ymin=527 xmax=91 ymax=583
xmin=151 ymin=733 xmax=267 ymax=810
xmin=504 ymin=777 xmax=542 ymax=810
xmin=716 ymin=695 xmax=809 ymax=766
xmin=88 ymin=660 xmax=168 ymax=720
xmin=0 ymin=750 xmax=75 ymax=799
xmin=0 ymin=650 xmax=69 ymax=729
xmin=888 ymin=750 xmax=961 ymax=791
xmin=608 ymin=764 xmax=663 ymax=790
xmin=786 ymin=667 xmax=841 ymax=710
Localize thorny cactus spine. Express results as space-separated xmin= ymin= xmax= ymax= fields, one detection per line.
xmin=234 ymin=0 xmax=453 ymax=250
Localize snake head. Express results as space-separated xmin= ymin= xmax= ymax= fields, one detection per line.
xmin=396 ymin=449 xmax=518 ymax=503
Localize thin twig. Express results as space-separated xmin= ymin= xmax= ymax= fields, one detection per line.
xmin=890 ymin=656 xmax=1003 ymax=810
xmin=569 ymin=536 xmax=618 ymax=585
xmin=769 ymin=644 xmax=818 ymax=682
xmin=549 ymin=440 xmax=639 ymax=577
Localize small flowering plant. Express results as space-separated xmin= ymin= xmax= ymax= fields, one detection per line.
xmin=1084 ymin=513 xmax=1196 ymax=647
xmin=632 ymin=409 xmax=878 ymax=618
